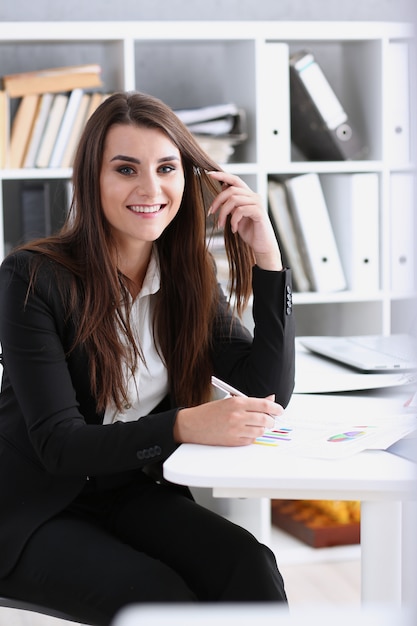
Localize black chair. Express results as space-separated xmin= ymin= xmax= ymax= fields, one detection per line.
xmin=0 ymin=595 xmax=87 ymax=623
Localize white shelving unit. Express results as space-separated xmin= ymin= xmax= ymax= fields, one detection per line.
xmin=0 ymin=21 xmax=415 ymax=564
xmin=0 ymin=20 xmax=415 ymax=338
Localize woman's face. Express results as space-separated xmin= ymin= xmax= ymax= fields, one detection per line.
xmin=100 ymin=123 xmax=185 ymax=254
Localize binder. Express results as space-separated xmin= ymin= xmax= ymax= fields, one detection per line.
xmin=284 ymin=173 xmax=347 ymax=293
xmin=386 ymin=41 xmax=411 ymax=163
xmin=321 ymin=173 xmax=380 ymax=292
xmin=258 ymin=42 xmax=291 ymax=166
xmin=390 ymin=173 xmax=415 ymax=293
xmin=267 ymin=179 xmax=311 ymax=292
xmin=289 ymin=50 xmax=367 ymax=161
xmin=20 ymin=181 xmax=52 ymax=242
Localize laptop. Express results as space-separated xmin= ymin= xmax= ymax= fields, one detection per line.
xmin=298 ymin=333 xmax=417 ymax=373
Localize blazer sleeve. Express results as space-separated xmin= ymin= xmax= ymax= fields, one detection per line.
xmin=0 ymin=252 xmax=181 ymax=478
xmin=211 ymin=266 xmax=295 ymax=407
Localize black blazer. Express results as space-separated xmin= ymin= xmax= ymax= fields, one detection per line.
xmin=0 ymin=250 xmax=295 ymax=577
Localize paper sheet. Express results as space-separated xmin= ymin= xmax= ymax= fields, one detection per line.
xmin=255 ymin=413 xmax=417 ymax=459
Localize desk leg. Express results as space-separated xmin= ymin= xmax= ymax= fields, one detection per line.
xmin=190 ymin=488 xmax=271 ymax=544
xmin=360 ymin=500 xmax=402 ymax=605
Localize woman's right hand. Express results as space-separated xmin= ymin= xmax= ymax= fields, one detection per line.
xmin=173 ymin=396 xmax=283 ymax=446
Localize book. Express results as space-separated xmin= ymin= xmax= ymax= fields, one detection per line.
xmin=60 ymin=92 xmax=91 ymax=169
xmin=284 ymin=173 xmax=347 ymax=292
xmin=2 ymin=63 xmax=102 ymax=98
xmin=85 ymin=91 xmax=106 ymax=120
xmin=9 ymin=94 xmax=40 ymax=168
xmin=289 ymin=50 xmax=367 ymax=161
xmin=35 ymin=93 xmax=69 ymax=168
xmin=60 ymin=91 xmax=109 ymax=168
xmin=173 ymin=103 xmax=239 ymax=126
xmin=49 ymin=88 xmax=84 ymax=168
xmin=22 ymin=92 xmax=54 ymax=168
xmin=321 ymin=173 xmax=380 ymax=292
xmin=267 ymin=179 xmax=311 ymax=292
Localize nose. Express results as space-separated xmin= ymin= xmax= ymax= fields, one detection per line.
xmin=137 ymin=170 xmax=161 ymax=197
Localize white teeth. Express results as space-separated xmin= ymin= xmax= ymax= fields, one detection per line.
xmin=129 ymin=205 xmax=162 ymax=214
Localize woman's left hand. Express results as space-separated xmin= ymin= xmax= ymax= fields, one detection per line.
xmin=207 ymin=171 xmax=283 ymax=271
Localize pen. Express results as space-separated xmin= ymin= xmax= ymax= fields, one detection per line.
xmin=211 ymin=376 xmax=283 ymax=427
xmin=211 ymin=375 xmax=246 ymax=398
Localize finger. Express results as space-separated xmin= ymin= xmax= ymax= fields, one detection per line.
xmin=207 ymin=170 xmax=249 ymax=189
xmin=244 ymin=411 xmax=275 ymax=431
xmin=209 ymin=189 xmax=255 ymax=221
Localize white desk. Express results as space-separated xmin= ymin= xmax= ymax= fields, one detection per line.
xmin=163 ymin=390 xmax=417 ymax=607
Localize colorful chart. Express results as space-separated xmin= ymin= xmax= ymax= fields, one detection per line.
xmin=327 ymin=429 xmax=367 ymax=442
xmin=255 ymin=427 xmax=293 ymax=446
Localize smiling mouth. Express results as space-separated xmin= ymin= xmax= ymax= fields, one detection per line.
xmin=128 ymin=204 xmax=166 ymax=214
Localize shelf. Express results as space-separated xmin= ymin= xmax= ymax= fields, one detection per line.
xmin=0 ymin=168 xmax=73 ymax=180
xmin=0 ymin=19 xmax=414 ymax=336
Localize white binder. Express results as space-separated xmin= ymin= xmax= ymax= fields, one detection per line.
xmin=386 ymin=41 xmax=411 ymax=164
xmin=257 ymin=42 xmax=291 ymax=167
xmin=268 ymin=179 xmax=311 ymax=292
xmin=284 ymin=173 xmax=346 ymax=293
xmin=321 ymin=173 xmax=380 ymax=292
xmin=390 ymin=173 xmax=415 ymax=293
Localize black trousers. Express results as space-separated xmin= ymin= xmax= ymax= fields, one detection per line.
xmin=0 ymin=472 xmax=287 ymax=626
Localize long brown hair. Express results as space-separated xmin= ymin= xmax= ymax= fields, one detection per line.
xmin=21 ymin=92 xmax=254 ymax=411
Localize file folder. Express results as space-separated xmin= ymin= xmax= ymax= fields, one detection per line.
xmin=258 ymin=42 xmax=291 ymax=166
xmin=268 ymin=179 xmax=311 ymax=292
xmin=321 ymin=173 xmax=380 ymax=292
xmin=386 ymin=41 xmax=411 ymax=163
xmin=284 ymin=173 xmax=347 ymax=293
xmin=390 ymin=173 xmax=415 ymax=293
xmin=289 ymin=50 xmax=367 ymax=161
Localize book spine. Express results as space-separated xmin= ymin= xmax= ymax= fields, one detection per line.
xmin=49 ymin=88 xmax=84 ymax=168
xmin=35 ymin=94 xmax=68 ymax=168
xmin=9 ymin=94 xmax=40 ymax=168
xmin=23 ymin=93 xmax=54 ymax=168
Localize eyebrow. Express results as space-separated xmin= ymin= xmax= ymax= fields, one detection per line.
xmin=110 ymin=154 xmax=181 ymax=164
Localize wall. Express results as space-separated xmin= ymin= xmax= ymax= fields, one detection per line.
xmin=0 ymin=0 xmax=414 ymax=23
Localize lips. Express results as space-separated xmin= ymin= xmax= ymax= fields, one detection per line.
xmin=128 ymin=204 xmax=166 ymax=214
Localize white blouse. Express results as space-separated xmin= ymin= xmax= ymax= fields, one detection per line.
xmin=103 ymin=249 xmax=169 ymax=425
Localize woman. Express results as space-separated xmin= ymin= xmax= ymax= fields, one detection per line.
xmin=0 ymin=92 xmax=295 ymax=625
